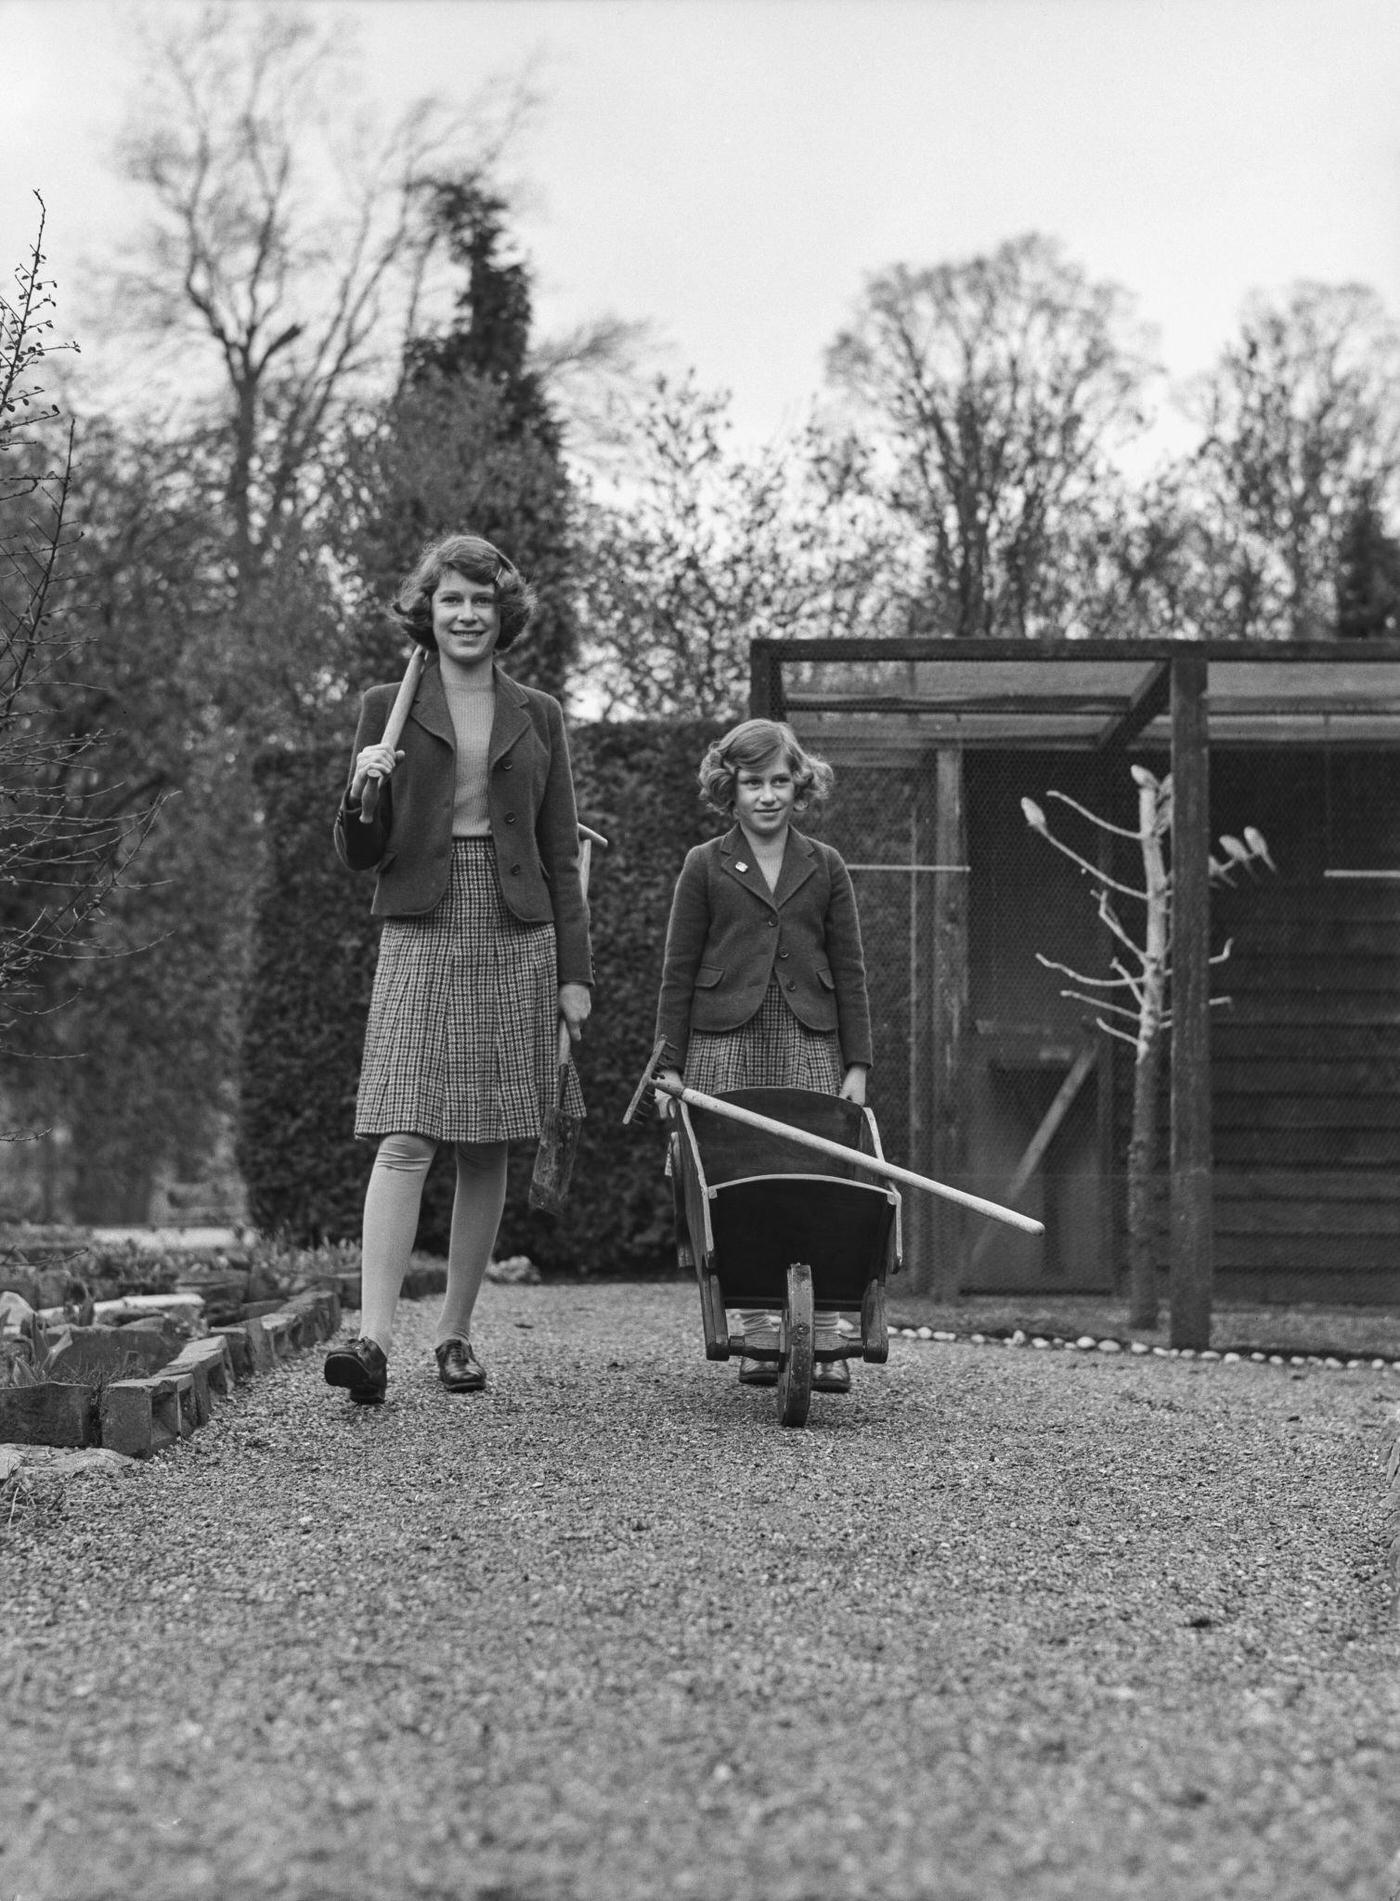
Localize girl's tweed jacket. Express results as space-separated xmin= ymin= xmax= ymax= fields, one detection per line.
xmin=655 ymin=825 xmax=872 ymax=1071
xmin=333 ymin=656 xmax=592 ymax=987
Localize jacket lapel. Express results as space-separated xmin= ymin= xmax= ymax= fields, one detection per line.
xmin=719 ymin=825 xmax=776 ymax=910
xmin=772 ymin=828 xmax=817 ymax=907
xmin=408 ymin=655 xmax=455 ymax=749
xmin=488 ymin=665 xmax=532 ymax=767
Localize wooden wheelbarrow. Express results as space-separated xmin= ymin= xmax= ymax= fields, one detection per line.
xmin=624 ymin=1036 xmax=1042 ymax=1426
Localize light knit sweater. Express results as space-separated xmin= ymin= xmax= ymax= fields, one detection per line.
xmin=439 ymin=669 xmax=495 ymax=837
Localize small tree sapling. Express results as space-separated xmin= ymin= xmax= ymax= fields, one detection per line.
xmin=1022 ymin=767 xmax=1273 ymax=1328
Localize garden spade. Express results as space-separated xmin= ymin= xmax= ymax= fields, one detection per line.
xmin=528 ymin=826 xmax=606 ymax=1213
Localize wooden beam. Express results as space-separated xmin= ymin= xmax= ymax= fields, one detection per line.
xmin=748 ymin=646 xmax=786 ymax=720
xmin=905 ymin=772 xmax=939 ymax=1292
xmin=1097 ymin=660 xmax=1171 ymax=753
xmin=929 ymin=748 xmax=970 ymax=1299
xmin=1170 ymin=653 xmax=1213 ymax=1348
xmin=747 ymin=635 xmax=1400 ymax=665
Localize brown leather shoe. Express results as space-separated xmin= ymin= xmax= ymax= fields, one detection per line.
xmin=324 ymin=1336 xmax=387 ymax=1405
xmin=435 ymin=1338 xmax=486 ymax=1393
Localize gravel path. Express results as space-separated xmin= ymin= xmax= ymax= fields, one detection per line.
xmin=2 ymin=1281 xmax=1398 ymax=1901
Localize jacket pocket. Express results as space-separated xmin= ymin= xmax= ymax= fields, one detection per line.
xmin=695 ymin=963 xmax=725 ymax=988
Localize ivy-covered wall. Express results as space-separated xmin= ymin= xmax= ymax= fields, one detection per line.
xmin=240 ymin=717 xmax=722 ymax=1273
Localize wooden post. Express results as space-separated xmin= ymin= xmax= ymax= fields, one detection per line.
xmin=1169 ymin=653 xmax=1213 ymax=1348
xmin=748 ymin=643 xmax=785 ymax=720
xmin=929 ymin=747 xmax=970 ymax=1299
xmin=906 ymin=771 xmax=938 ymax=1290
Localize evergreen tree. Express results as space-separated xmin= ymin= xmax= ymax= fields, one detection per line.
xmin=343 ymin=180 xmax=578 ymax=698
xmin=1336 ymin=482 xmax=1400 ymax=639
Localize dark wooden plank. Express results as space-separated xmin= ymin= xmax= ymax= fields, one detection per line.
xmin=1214 ymin=1025 xmax=1400 ymax=1061
xmin=905 ymin=762 xmax=939 ymax=1293
xmin=929 ymin=747 xmax=970 ymax=1299
xmin=1215 ymin=1128 xmax=1400 ymax=1166
xmin=1215 ymin=1198 xmax=1400 ymax=1237
xmin=1213 ymin=1062 xmax=1400 ymax=1094
xmin=1214 ymin=1096 xmax=1400 ymax=1129
xmin=1170 ymin=653 xmax=1212 ymax=1348
xmin=1097 ymin=659 xmax=1170 ymax=753
xmin=1224 ymin=919 xmax=1400 ymax=955
xmin=1211 ymin=1169 xmax=1400 ymax=1202
xmin=1220 ymin=958 xmax=1400 ymax=992
xmin=1215 ymin=1268 xmax=1400 ymax=1306
xmin=1219 ymin=996 xmax=1400 ymax=1025
xmin=1214 ymin=1232 xmax=1400 ymax=1271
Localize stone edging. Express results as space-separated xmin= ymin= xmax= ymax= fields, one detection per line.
xmin=888 ymin=1323 xmax=1400 ymax=1373
xmin=1 ymin=1287 xmax=341 ymax=1467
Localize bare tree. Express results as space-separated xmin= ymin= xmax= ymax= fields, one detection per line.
xmin=1023 ymin=775 xmax=1273 ymax=1331
xmin=576 ymin=374 xmax=909 ymax=720
xmin=106 ymin=1 xmax=533 ymax=609
xmin=1184 ymin=281 xmax=1400 ymax=640
xmin=825 ymin=233 xmax=1159 ymax=639
xmin=1 ymin=202 xmax=155 ymax=1161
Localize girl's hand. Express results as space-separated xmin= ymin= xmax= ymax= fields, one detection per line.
xmin=558 ymin=983 xmax=592 ymax=1045
xmin=839 ymin=1065 xmax=868 ymax=1106
xmin=350 ymin=743 xmax=404 ymax=807
xmin=655 ymin=1067 xmax=684 ymax=1122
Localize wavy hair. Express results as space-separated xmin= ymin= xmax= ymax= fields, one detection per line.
xmin=389 ymin=533 xmax=537 ymax=652
xmin=698 ymin=718 xmax=835 ymax=817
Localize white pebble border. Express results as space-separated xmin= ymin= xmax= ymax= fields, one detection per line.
xmin=886 ymin=1322 xmax=1400 ymax=1375
xmin=1384 ymin=1407 xmax=1400 ymax=1623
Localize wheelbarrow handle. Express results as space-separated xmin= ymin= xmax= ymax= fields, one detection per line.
xmin=624 ymin=1036 xmax=1043 ymax=1235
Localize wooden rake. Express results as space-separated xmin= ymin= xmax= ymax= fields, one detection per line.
xmin=528 ymin=824 xmax=608 ymax=1213
xmin=624 ymin=1034 xmax=1044 ymax=1234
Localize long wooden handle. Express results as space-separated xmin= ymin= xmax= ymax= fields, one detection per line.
xmin=359 ymin=647 xmax=427 ymax=824
xmin=655 ymin=1075 xmax=1044 ymax=1234
xmin=556 ymin=825 xmax=601 ymax=1067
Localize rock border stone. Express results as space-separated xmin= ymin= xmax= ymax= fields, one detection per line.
xmin=1 ymin=1285 xmax=342 ymax=1467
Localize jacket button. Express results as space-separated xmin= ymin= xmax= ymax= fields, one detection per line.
xmin=778 ymin=950 xmax=789 ymax=960
xmin=785 ymin=978 xmax=796 ymax=990
xmin=501 ymin=758 xmax=514 ymax=771
xmin=767 ymin=916 xmax=777 ymax=927
xmin=505 ymin=812 xmax=517 ymax=825
xmin=510 ymin=864 xmax=521 ymax=875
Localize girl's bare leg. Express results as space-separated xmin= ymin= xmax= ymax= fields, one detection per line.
xmin=436 ymin=1140 xmax=509 ymax=1346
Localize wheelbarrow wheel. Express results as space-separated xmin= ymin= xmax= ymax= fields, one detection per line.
xmin=777 ymin=1261 xmax=814 ymax=1428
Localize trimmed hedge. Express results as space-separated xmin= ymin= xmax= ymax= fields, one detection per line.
xmin=240 ymin=718 xmax=722 ymax=1272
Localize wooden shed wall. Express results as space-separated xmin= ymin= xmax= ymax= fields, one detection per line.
xmin=1203 ymin=750 xmax=1400 ymax=1304
xmin=960 ymin=745 xmax=1400 ymax=1303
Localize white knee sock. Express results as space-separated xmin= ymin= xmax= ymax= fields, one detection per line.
xmin=435 ymin=1141 xmax=508 ymax=1347
xmin=359 ymin=1133 xmax=436 ymax=1351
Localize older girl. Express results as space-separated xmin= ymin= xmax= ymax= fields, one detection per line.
xmin=654 ymin=719 xmax=871 ymax=1390
xmin=324 ymin=534 xmax=591 ymax=1405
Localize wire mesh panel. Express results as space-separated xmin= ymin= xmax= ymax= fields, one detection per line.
xmin=803 ymin=757 xmax=929 ymax=1179
xmin=801 ymin=736 xmax=1112 ymax=1293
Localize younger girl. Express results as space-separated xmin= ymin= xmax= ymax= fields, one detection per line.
xmin=654 ymin=719 xmax=872 ymax=1390
xmin=324 ymin=533 xmax=591 ymax=1406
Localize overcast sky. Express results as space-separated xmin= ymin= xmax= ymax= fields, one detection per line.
xmin=5 ymin=0 xmax=1400 ymax=446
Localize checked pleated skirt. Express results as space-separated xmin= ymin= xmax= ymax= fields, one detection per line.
xmin=355 ymin=839 xmax=584 ymax=1143
xmin=683 ymin=979 xmax=844 ymax=1097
